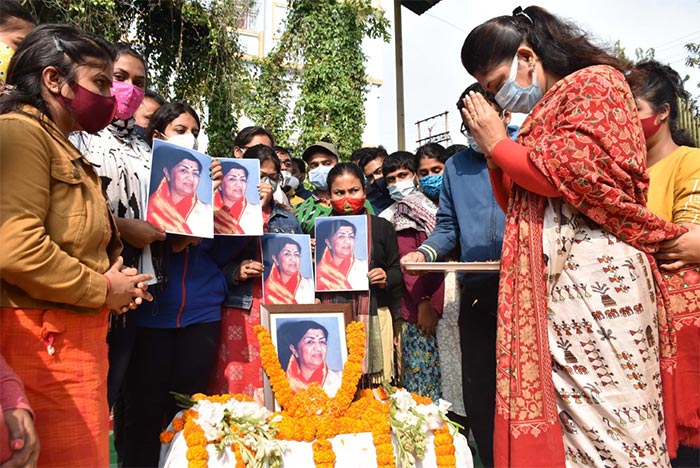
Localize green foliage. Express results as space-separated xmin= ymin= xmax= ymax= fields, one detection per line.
xmin=25 ymin=0 xmax=248 ymax=157
xmin=248 ymin=0 xmax=390 ymax=159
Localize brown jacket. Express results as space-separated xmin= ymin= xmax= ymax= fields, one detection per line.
xmin=0 ymin=108 xmax=122 ymax=314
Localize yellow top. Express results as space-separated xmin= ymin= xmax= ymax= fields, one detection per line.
xmin=647 ymin=145 xmax=700 ymax=224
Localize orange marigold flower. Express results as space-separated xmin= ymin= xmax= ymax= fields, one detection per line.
xmin=159 ymin=430 xmax=175 ymax=444
xmin=172 ymin=417 xmax=185 ymax=432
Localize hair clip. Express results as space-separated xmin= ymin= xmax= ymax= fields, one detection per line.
xmin=53 ymin=35 xmax=65 ymax=53
xmin=512 ymin=6 xmax=533 ymax=25
xmin=0 ymin=84 xmax=16 ymax=96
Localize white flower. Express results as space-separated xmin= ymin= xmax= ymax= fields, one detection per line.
xmin=415 ymin=404 xmax=443 ymax=431
xmin=437 ymin=398 xmax=452 ymax=414
xmin=391 ymin=389 xmax=416 ymax=412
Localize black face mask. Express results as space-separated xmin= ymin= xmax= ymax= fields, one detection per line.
xmin=133 ymin=124 xmax=148 ymax=141
xmin=367 ymin=177 xmax=394 ymax=213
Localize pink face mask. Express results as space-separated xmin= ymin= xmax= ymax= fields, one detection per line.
xmin=110 ymin=80 xmax=145 ymax=120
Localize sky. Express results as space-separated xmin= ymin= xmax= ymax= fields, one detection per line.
xmin=372 ymin=0 xmax=700 ymax=151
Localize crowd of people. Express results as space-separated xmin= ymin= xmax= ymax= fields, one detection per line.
xmin=0 ymin=1 xmax=698 ymax=468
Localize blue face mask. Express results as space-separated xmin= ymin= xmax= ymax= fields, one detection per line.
xmin=494 ymin=54 xmax=543 ymax=114
xmin=388 ymin=178 xmax=415 ymax=202
xmin=308 ymin=164 xmax=333 ymax=190
xmin=419 ymin=174 xmax=443 ymax=199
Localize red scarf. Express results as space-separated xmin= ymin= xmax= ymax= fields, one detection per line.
xmin=263 ymin=263 xmax=300 ymax=305
xmin=286 ymin=354 xmax=329 ymax=394
xmin=316 ymin=247 xmax=353 ymax=291
xmin=213 ymin=191 xmax=245 ymax=234
xmin=663 ymin=265 xmax=700 ymax=448
xmin=494 ymin=65 xmax=685 ymax=466
xmin=146 ymin=177 xmax=196 ymax=234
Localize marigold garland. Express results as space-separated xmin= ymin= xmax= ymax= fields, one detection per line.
xmin=433 ymin=426 xmax=457 ymax=468
xmin=160 ymin=323 xmax=459 ymax=468
xmin=312 ymin=438 xmax=336 ymax=467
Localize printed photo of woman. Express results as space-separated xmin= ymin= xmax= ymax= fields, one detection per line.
xmin=262 ymin=235 xmax=315 ymax=305
xmin=315 ymin=216 xmax=369 ymax=292
xmin=214 ymin=159 xmax=264 ymax=235
xmin=146 ymin=141 xmax=213 ymax=237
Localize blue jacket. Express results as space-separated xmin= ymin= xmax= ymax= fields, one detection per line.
xmin=417 ymin=147 xmax=505 ymax=284
xmin=223 ymin=205 xmax=303 ymax=309
xmin=134 ymin=237 xmax=241 ymax=328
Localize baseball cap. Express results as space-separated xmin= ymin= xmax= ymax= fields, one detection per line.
xmin=301 ymin=141 xmax=339 ymax=162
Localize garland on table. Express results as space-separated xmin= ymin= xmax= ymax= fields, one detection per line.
xmin=160 ymin=322 xmax=458 ymax=468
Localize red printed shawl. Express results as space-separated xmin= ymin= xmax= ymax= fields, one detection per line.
xmin=494 ymin=65 xmax=686 ymax=467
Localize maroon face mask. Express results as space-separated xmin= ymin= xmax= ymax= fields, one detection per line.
xmin=56 ymin=81 xmax=117 ymax=134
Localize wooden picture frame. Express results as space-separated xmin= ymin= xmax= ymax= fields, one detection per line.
xmin=260 ymin=303 xmax=352 ymax=410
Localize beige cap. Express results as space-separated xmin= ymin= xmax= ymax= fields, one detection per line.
xmin=301 ymin=141 xmax=339 ymax=162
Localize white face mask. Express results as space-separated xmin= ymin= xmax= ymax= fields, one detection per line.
xmin=308 ymin=165 xmax=333 ymax=190
xmin=165 ymin=133 xmax=198 ymax=151
xmin=467 ymin=136 xmax=483 ymax=154
xmin=281 ymin=171 xmax=300 ymax=190
xmin=388 ymin=178 xmax=415 ymax=202
xmin=494 ymin=54 xmax=543 ymax=114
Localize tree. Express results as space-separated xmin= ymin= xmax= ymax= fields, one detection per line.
xmin=25 ymin=0 xmax=248 ymax=158
xmin=247 ymin=0 xmax=390 ymax=159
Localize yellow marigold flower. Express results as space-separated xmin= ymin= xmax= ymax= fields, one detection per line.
xmin=186 ymin=445 xmax=208 ymax=461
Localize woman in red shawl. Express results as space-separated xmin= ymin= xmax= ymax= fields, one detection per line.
xmin=460 ymin=6 xmax=685 ymax=467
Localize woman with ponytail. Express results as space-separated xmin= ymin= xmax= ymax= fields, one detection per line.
xmin=629 ymin=60 xmax=700 ymax=467
xmin=460 ymin=6 xmax=685 ymax=467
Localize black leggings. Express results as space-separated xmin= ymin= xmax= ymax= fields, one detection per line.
xmin=122 ymin=321 xmax=221 ymax=468
xmin=459 ymin=282 xmax=498 ymax=468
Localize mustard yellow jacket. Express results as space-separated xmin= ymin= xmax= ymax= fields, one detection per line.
xmin=0 ymin=108 xmax=122 ymax=313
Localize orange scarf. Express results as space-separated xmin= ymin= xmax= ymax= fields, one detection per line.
xmin=286 ymin=354 xmax=329 ymax=394
xmin=263 ymin=264 xmax=300 ymax=305
xmin=213 ymin=191 xmax=245 ymax=234
xmin=494 ymin=66 xmax=685 ymax=466
xmin=316 ymin=248 xmax=353 ymax=291
xmin=147 ymin=177 xmax=196 ymax=234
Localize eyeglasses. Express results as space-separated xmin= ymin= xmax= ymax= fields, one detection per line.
xmin=460 ymin=123 xmax=471 ymax=138
xmin=460 ymin=111 xmax=505 ymax=138
xmin=261 ymin=174 xmax=281 ymax=183
xmin=281 ymin=160 xmax=292 ymax=167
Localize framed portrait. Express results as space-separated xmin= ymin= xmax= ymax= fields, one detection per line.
xmin=214 ymin=158 xmax=263 ymax=236
xmin=314 ymin=215 xmax=369 ymax=292
xmin=261 ymin=234 xmax=315 ymax=305
xmin=146 ymin=139 xmax=213 ymax=238
xmin=261 ymin=304 xmax=352 ymax=410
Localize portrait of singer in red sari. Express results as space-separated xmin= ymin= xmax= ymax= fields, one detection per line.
xmin=315 ymin=216 xmax=369 ymax=292
xmin=214 ymin=159 xmax=264 ymax=235
xmin=262 ymin=234 xmax=315 ymax=305
xmin=146 ymin=142 xmax=213 ymax=238
xmin=273 ymin=318 xmax=345 ymax=397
